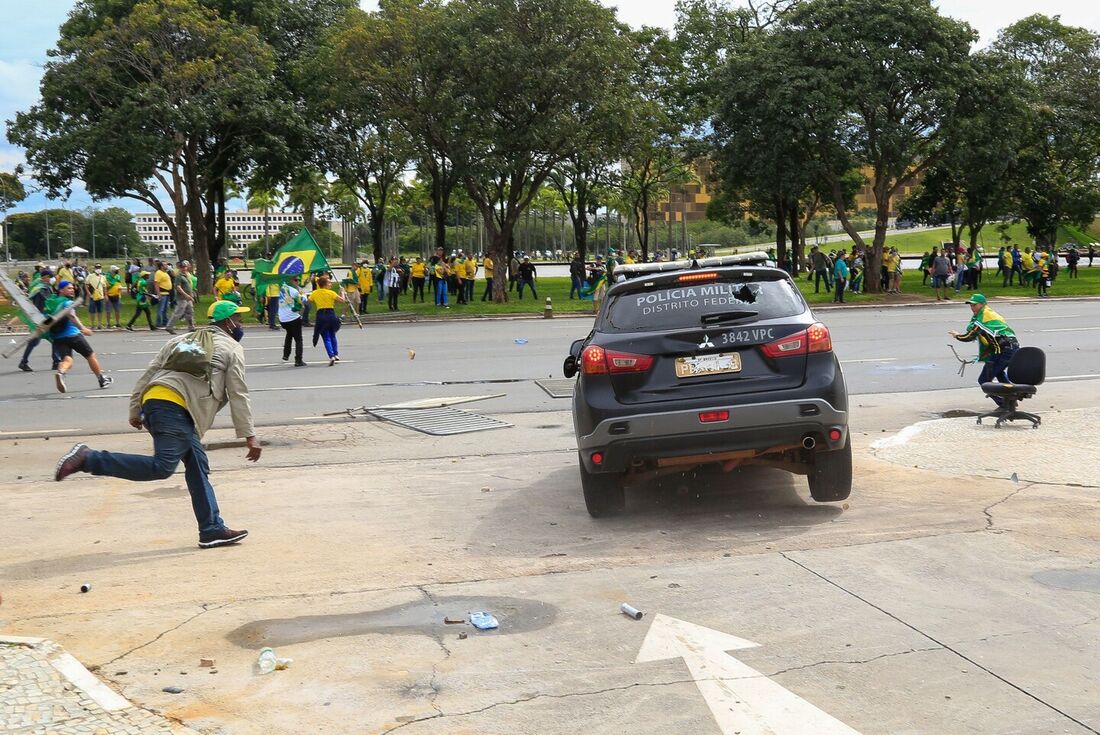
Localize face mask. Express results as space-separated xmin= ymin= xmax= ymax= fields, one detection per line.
xmin=95 ymin=269 xmax=102 ymax=274
xmin=231 ymin=326 xmax=245 ymax=342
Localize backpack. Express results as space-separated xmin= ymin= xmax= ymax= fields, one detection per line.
xmin=162 ymin=326 xmax=217 ymax=381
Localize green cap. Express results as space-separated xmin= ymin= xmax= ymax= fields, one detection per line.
xmin=222 ymin=291 xmax=242 ymax=305
xmin=966 ymin=293 xmax=987 ymax=305
xmin=208 ymin=300 xmax=250 ymax=322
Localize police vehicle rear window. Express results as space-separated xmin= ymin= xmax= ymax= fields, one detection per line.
xmin=604 ymin=276 xmax=805 ymax=332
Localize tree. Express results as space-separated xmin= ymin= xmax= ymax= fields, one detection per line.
xmin=305 ymin=9 xmax=413 ymax=261
xmin=446 ymin=0 xmax=635 ymax=301
xmin=898 ymin=52 xmax=1031 ymax=252
xmin=994 ymin=15 xmax=1100 ymax=247
xmin=618 ymin=27 xmax=692 ymax=261
xmin=774 ymin=0 xmax=977 ymax=292
xmin=286 ymin=169 xmax=329 ymax=234
xmin=354 ymin=0 xmax=472 ymax=256
xmin=0 ymin=169 xmax=26 ymax=212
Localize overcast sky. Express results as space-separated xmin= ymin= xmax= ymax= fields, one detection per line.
xmin=3 ymin=0 xmax=1098 ymax=214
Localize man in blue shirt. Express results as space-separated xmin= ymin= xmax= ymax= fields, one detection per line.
xmin=832 ymin=250 xmax=850 ymax=303
xmin=50 ymin=280 xmax=113 ymax=393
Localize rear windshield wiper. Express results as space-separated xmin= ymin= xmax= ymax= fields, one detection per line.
xmin=700 ymin=310 xmax=759 ymax=325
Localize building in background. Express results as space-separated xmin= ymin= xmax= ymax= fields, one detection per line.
xmin=134 ymin=211 xmax=341 ymax=257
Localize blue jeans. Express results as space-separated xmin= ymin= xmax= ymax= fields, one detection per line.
xmin=435 ymin=279 xmax=448 ymax=306
xmin=517 ymin=278 xmax=537 ymax=299
xmin=156 ymin=297 xmax=170 ymax=327
xmin=978 ymin=350 xmax=1015 ymax=406
xmin=569 ymin=276 xmax=583 ymax=299
xmin=83 ymin=400 xmax=225 ymax=534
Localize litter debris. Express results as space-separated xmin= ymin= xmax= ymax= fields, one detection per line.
xmin=469 ymin=611 xmax=499 ymax=630
xmin=162 ymin=686 xmax=184 ymax=694
xmin=842 ymin=503 xmax=850 ymax=510
xmin=481 ymin=486 xmax=492 ymax=492
xmin=514 ymin=338 xmax=528 ymax=345
xmin=621 ymin=603 xmax=644 ymax=621
xmin=458 ymin=632 xmax=468 ymax=640
xmin=80 ymin=583 xmax=91 ymax=593
xmin=407 ymin=348 xmax=416 ymax=360
xmin=1010 ymin=472 xmax=1019 ymax=484
xmin=258 ymin=647 xmax=281 ymax=674
xmin=444 ymin=617 xmax=465 ymax=625
xmin=199 ymin=659 xmax=215 ymax=668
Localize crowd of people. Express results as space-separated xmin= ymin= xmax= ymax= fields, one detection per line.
xmin=799 ymin=242 xmax=1094 ymax=301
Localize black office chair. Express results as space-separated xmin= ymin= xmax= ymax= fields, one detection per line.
xmin=977 ymin=346 xmax=1045 ymax=429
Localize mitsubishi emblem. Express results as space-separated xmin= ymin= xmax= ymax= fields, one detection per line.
xmin=698 ymin=334 xmax=715 ymax=349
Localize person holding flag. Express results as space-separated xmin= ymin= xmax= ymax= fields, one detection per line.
xmin=17 ymin=267 xmax=59 ymax=373
xmin=279 ymin=275 xmax=307 ymax=367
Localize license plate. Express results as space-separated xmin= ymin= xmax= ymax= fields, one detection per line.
xmin=675 ymin=352 xmax=743 ymax=378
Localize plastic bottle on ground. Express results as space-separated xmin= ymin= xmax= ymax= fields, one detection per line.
xmin=258 ymin=647 xmax=277 ymax=674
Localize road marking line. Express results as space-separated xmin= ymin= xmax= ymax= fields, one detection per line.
xmin=841 ymin=358 xmax=897 ymax=364
xmin=1046 ymin=374 xmax=1100 ymax=381
xmin=131 ymin=346 xmax=283 ymax=354
xmin=0 ymin=429 xmax=60 ymax=436
xmin=1039 ymin=327 xmax=1100 ymax=332
xmin=1009 ymin=315 xmax=1080 ymax=320
xmin=636 ymin=614 xmax=861 ymax=735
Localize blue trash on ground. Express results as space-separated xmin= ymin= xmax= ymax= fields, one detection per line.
xmin=469 ymin=611 xmax=499 ymax=630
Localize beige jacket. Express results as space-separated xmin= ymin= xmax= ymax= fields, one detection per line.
xmin=129 ymin=330 xmax=255 ymax=439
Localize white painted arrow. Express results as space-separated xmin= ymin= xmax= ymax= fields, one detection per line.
xmin=635 ymin=614 xmax=862 ymax=735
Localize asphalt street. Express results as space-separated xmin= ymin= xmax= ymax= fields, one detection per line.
xmin=2 ymin=297 xmax=1097 ymax=437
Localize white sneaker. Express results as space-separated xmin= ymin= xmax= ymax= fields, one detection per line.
xmin=99 ymin=375 xmax=113 ymax=389
xmin=55 ymin=372 xmax=66 ymax=394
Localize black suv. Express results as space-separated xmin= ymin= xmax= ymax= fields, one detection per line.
xmin=563 ymin=255 xmax=850 ymax=517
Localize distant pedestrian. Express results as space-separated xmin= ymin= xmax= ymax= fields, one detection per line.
xmin=152 ymin=261 xmax=172 ymax=327
xmin=105 ymin=265 xmax=123 ymax=328
xmin=386 ymin=257 xmax=402 ymax=311
xmin=54 ymin=299 xmax=259 ymax=549
xmin=930 ymin=250 xmax=951 ymax=301
xmin=410 ymin=257 xmax=427 ymax=302
xmin=508 ymin=252 xmax=520 ymax=292
xmin=1066 ymin=247 xmax=1079 ymax=278
xmin=165 ymin=261 xmax=197 ymax=335
xmin=517 ymin=257 xmax=538 ymax=299
xmin=126 ymin=270 xmax=159 ymax=331
xmin=309 ymin=275 xmax=346 ymax=366
xmin=17 ymin=268 xmax=59 ymax=373
xmin=481 ymin=254 xmax=494 ymax=301
xmin=279 ymin=275 xmax=306 ymax=367
xmin=569 ymin=254 xmax=586 ymax=299
xmin=84 ymin=264 xmax=107 ymax=330
xmin=832 ymin=250 xmax=849 ymax=303
xmin=810 ymin=246 xmax=830 ymax=293
xmin=48 ymin=280 xmax=113 ymax=393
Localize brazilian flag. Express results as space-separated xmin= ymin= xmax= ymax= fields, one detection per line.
xmin=252 ymin=229 xmax=331 ymax=292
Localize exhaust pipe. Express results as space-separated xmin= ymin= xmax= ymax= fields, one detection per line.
xmin=802 ymin=435 xmax=817 ymax=450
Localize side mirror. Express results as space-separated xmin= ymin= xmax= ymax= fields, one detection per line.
xmin=563 ymin=355 xmax=578 ymax=379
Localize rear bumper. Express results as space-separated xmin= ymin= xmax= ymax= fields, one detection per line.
xmin=576 ymin=398 xmax=847 ymax=473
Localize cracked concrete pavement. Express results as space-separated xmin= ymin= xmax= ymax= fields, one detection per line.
xmin=2 ymin=381 xmax=1100 ymax=734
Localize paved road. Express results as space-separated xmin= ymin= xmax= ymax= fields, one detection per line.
xmin=2 ymin=298 xmax=1097 ymax=437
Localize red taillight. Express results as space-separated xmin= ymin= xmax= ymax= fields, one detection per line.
xmin=581 ymin=346 xmax=654 ymax=374
xmin=581 ymin=345 xmax=608 ymax=374
xmin=828 ymin=428 xmax=842 ymax=441
xmin=761 ymin=323 xmax=832 ymax=359
xmin=699 ymin=410 xmax=730 ymax=424
xmin=591 ymin=452 xmax=604 ymax=465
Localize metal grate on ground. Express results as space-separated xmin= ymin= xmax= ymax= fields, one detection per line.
xmin=536 ymin=378 xmax=576 ymax=399
xmin=368 ymin=407 xmax=513 ymax=436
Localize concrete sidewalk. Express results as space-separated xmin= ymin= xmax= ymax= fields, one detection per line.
xmin=2 ymin=386 xmax=1099 ymax=734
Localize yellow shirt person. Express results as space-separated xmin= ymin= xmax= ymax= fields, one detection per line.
xmin=308 ymin=286 xmax=341 ymax=310
xmin=214 ymin=275 xmax=236 ymax=298
xmin=357 ymin=265 xmax=373 ymax=293
xmin=410 ymin=261 xmax=427 ymax=278
xmin=483 ymin=256 xmax=494 ymax=279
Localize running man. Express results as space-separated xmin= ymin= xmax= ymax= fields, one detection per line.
xmin=49 ymin=280 xmax=113 ymax=393
xmin=54 ymin=300 xmax=260 ymax=548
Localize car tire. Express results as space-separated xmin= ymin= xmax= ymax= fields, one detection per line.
xmin=579 ymin=455 xmax=626 ymax=517
xmin=808 ymin=438 xmax=852 ymax=502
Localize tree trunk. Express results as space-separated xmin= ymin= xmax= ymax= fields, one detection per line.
xmin=788 ymin=203 xmax=800 ymax=274
xmin=774 ymin=197 xmax=788 ymax=269
xmin=369 ymin=210 xmax=384 ymax=262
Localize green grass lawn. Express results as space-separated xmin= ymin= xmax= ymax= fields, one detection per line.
xmin=6 ymin=260 xmax=1100 ymax=328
